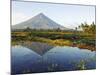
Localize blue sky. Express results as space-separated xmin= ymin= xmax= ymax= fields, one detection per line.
xmin=12 ymin=1 xmax=95 ymax=29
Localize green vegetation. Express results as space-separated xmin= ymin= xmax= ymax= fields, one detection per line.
xmin=76 ymin=60 xmax=86 ymax=70
xmin=78 ymin=22 xmax=96 ymax=34
xmin=12 ymin=22 xmax=96 ymax=51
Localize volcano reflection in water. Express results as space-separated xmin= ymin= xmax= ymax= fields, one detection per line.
xmin=11 ymin=44 xmax=96 ymax=74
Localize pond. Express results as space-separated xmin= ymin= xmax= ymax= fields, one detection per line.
xmin=11 ymin=45 xmax=96 ymax=74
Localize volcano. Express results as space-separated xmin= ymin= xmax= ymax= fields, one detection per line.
xmin=12 ymin=13 xmax=67 ymax=30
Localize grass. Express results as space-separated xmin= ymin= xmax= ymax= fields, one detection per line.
xmin=11 ymin=30 xmax=96 ymax=51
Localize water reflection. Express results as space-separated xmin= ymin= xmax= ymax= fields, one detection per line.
xmin=11 ymin=45 xmax=96 ymax=74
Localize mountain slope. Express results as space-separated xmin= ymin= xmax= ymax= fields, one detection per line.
xmin=12 ymin=13 xmax=67 ymax=30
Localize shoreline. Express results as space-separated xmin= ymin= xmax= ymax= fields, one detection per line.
xmin=12 ymin=41 xmax=96 ymax=51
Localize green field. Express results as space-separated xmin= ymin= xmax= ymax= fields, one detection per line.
xmin=11 ymin=29 xmax=96 ymax=51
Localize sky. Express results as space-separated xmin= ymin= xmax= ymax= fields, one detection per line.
xmin=12 ymin=1 xmax=95 ymax=29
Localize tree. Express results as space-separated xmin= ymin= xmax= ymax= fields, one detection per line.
xmin=56 ymin=28 xmax=61 ymax=32
xmin=24 ymin=27 xmax=31 ymax=32
xmin=77 ymin=22 xmax=96 ymax=34
xmin=75 ymin=27 xmax=77 ymax=31
xmin=89 ymin=22 xmax=96 ymax=34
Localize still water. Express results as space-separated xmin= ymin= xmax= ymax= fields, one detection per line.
xmin=11 ymin=45 xmax=96 ymax=74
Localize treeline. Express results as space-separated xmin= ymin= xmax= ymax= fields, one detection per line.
xmin=76 ymin=22 xmax=96 ymax=34
xmin=12 ymin=27 xmax=75 ymax=32
xmin=12 ymin=22 xmax=96 ymax=34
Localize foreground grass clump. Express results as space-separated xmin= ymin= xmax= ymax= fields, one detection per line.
xmin=51 ymin=39 xmax=73 ymax=46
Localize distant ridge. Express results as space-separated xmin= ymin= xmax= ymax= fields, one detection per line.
xmin=12 ymin=13 xmax=67 ymax=30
